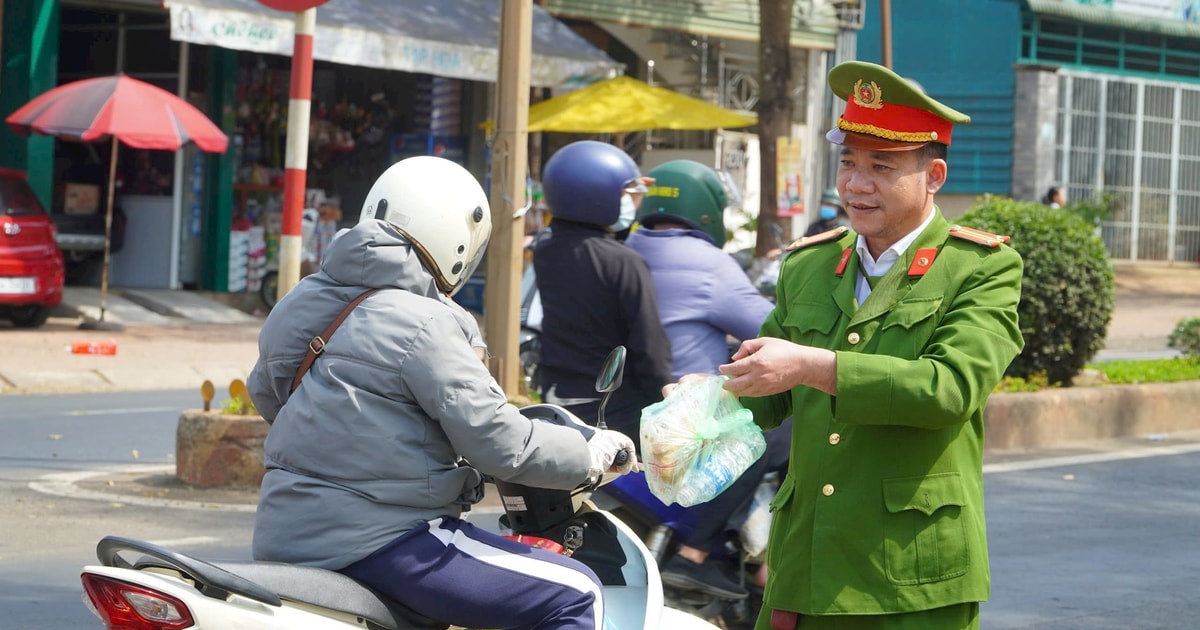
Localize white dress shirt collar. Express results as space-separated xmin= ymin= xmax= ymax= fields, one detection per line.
xmin=854 ymin=208 xmax=936 ymax=301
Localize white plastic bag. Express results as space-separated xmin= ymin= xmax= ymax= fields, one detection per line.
xmin=640 ymin=375 xmax=766 ymax=507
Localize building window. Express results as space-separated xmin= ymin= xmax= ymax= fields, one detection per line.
xmin=1021 ymin=14 xmax=1200 ymax=82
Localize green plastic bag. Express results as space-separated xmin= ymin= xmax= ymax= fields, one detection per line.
xmin=640 ymin=375 xmax=766 ymax=507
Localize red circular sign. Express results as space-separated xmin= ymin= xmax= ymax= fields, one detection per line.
xmin=258 ymin=0 xmax=329 ymax=11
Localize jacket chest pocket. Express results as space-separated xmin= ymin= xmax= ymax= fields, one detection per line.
xmin=782 ymin=303 xmax=841 ymax=347
xmin=878 ymin=297 xmax=942 ymax=359
xmin=882 ymin=473 xmax=970 ymax=585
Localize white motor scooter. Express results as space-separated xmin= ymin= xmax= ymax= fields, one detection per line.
xmin=79 ymin=349 xmax=719 ymax=630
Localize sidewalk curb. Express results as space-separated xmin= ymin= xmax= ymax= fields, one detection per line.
xmin=121 ymin=290 xmax=186 ymax=318
xmin=986 ymin=380 xmax=1200 ymax=451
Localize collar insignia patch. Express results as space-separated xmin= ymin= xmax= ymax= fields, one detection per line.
xmin=835 ymin=248 xmax=853 ymax=276
xmin=907 ymin=248 xmax=939 ymax=276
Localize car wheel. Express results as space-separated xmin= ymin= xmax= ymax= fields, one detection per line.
xmin=8 ymin=305 xmax=50 ymax=328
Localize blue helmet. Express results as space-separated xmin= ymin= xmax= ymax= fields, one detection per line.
xmin=542 ymin=141 xmax=642 ymax=227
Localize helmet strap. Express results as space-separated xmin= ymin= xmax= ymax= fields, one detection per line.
xmin=391 ymin=223 xmax=456 ymax=295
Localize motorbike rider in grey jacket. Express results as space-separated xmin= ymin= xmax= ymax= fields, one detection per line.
xmin=248 ymin=156 xmax=639 ymax=630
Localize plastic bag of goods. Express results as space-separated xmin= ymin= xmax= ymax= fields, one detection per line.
xmin=640 ymin=375 xmax=766 ymax=507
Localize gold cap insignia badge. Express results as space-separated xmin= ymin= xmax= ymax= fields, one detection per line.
xmin=852 ymin=79 xmax=884 ymax=110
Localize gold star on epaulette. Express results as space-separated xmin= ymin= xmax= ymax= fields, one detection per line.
xmin=784 ymin=226 xmax=849 ymax=252
xmin=949 ymin=225 xmax=1010 ymax=248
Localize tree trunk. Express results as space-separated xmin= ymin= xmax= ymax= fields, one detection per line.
xmin=756 ymin=0 xmax=795 ymax=257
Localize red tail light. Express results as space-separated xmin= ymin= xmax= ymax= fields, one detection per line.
xmin=81 ymin=573 xmax=195 ymax=630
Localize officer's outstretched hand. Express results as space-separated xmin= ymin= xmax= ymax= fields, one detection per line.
xmin=587 ymin=430 xmax=641 ymax=482
xmin=720 ymin=337 xmax=838 ymax=397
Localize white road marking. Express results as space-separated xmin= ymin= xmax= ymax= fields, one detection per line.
xmin=984 ymin=441 xmax=1200 ymax=474
xmin=28 ymin=464 xmax=510 ymax=517
xmin=28 ymin=465 xmax=256 ymax=513
xmin=62 ymin=406 xmax=181 ymax=416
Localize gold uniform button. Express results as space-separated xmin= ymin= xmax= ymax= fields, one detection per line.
xmin=847 ymin=332 xmax=861 ymax=345
xmin=822 ymin=484 xmax=835 ymax=496
xmin=829 ymin=433 xmax=841 ymax=445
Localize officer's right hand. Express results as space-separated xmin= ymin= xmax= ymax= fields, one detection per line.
xmin=720 ymin=337 xmax=838 ymax=397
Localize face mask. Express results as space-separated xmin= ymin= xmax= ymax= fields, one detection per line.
xmin=819 ymin=205 xmax=838 ymax=221
xmin=610 ymin=192 xmax=637 ymax=232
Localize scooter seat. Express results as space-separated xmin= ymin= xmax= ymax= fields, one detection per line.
xmin=212 ymin=561 xmax=447 ymax=630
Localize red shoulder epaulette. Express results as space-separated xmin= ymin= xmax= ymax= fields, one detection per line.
xmin=784 ymin=226 xmax=849 ymax=252
xmin=949 ymin=225 xmax=1010 ymax=248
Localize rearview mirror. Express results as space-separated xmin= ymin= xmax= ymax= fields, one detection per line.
xmin=595 ymin=346 xmax=626 ymax=394
xmin=594 ymin=346 xmax=626 ymax=431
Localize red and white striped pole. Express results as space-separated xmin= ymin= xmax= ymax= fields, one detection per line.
xmin=276 ymin=7 xmax=316 ymax=302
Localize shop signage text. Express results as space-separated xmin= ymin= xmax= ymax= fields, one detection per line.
xmin=401 ymin=45 xmax=463 ymax=71
xmin=210 ymin=17 xmax=279 ymax=45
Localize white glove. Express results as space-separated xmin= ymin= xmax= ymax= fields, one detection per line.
xmin=587 ymin=429 xmax=641 ymax=481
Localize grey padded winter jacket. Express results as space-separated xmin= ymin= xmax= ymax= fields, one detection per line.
xmin=248 ymin=220 xmax=594 ymax=570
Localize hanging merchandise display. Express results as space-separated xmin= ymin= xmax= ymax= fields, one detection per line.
xmin=227 ymin=56 xmax=464 ymax=298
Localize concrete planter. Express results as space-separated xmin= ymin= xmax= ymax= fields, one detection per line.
xmin=985 ymin=380 xmax=1200 ymax=451
xmin=176 ymin=410 xmax=269 ymax=488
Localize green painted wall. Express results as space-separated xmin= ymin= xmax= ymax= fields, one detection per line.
xmin=0 ymin=0 xmax=59 ymax=206
xmin=202 ymin=47 xmax=238 ymax=292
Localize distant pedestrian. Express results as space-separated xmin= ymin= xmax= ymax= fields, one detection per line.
xmin=805 ymin=187 xmax=851 ymax=236
xmin=1042 ymin=185 xmax=1066 ymax=208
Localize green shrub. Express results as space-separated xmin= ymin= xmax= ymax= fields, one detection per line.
xmin=1168 ymin=317 xmax=1200 ymax=357
xmin=994 ymin=371 xmax=1053 ymax=393
xmin=958 ymin=195 xmax=1115 ymax=385
xmin=1067 ymin=190 xmax=1116 ymax=227
xmin=1089 ymin=356 xmax=1200 ymax=384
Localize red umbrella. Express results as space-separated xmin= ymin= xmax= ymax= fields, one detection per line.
xmin=6 ymin=75 xmax=229 ymax=328
xmin=7 ymin=75 xmax=229 ymax=152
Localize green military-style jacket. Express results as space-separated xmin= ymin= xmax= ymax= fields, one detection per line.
xmin=743 ymin=211 xmax=1024 ymax=617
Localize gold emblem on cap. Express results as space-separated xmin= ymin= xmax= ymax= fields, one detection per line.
xmin=853 ymin=79 xmax=884 ymax=110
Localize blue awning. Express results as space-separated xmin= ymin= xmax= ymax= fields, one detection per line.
xmin=163 ymin=0 xmax=622 ymax=87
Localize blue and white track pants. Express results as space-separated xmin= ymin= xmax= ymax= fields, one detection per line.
xmin=340 ymin=517 xmax=604 ymax=629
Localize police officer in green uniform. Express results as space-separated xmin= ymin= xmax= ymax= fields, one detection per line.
xmin=716 ymin=61 xmax=1026 ymax=629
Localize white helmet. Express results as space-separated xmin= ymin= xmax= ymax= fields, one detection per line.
xmin=359 ymin=156 xmax=491 ymax=296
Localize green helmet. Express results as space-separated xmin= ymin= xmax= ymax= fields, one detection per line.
xmin=821 ymin=187 xmax=842 ymax=208
xmin=636 ymin=160 xmax=728 ymax=246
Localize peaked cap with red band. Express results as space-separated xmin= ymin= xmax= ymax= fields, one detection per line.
xmin=826 ymin=61 xmax=971 ymax=152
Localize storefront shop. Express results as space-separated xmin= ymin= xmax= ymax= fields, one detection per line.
xmin=4 ymin=0 xmax=618 ymax=294
xmin=166 ymin=0 xmax=620 ymax=293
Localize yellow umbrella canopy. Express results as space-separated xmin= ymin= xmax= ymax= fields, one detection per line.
xmin=528 ymin=75 xmax=757 ymax=133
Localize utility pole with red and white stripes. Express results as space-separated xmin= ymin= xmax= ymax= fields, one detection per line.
xmin=257 ymin=0 xmax=328 ymax=302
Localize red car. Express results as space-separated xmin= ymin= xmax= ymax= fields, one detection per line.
xmin=0 ymin=168 xmax=64 ymax=328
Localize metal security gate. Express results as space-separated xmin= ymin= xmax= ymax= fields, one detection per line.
xmin=1056 ymin=70 xmax=1200 ymax=263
